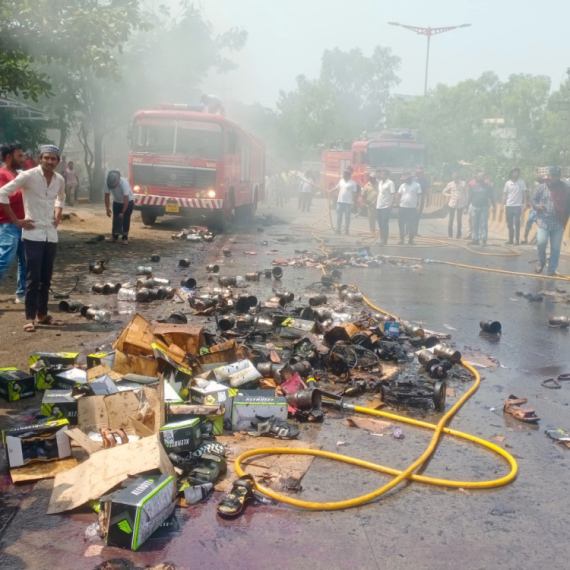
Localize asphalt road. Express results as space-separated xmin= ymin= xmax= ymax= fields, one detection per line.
xmin=1 ymin=199 xmax=569 ymax=570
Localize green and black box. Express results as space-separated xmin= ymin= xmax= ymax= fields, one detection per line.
xmin=87 ymin=351 xmax=116 ymax=369
xmin=105 ymin=474 xmax=176 ymax=551
xmin=29 ymin=352 xmax=79 ymax=390
xmin=41 ymin=390 xmax=78 ymax=424
xmin=0 ymin=368 xmax=35 ymax=402
xmin=159 ymin=418 xmax=202 ymax=454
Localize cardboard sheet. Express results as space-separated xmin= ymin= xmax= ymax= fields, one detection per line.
xmin=113 ymin=314 xmax=157 ymax=356
xmin=77 ymin=383 xmax=162 ymax=435
xmin=113 ymin=350 xmax=158 ymax=377
xmin=152 ymin=322 xmax=204 ymax=355
xmin=215 ymin=435 xmax=321 ymax=493
xmin=47 ymin=435 xmax=175 ymax=514
xmin=66 ymin=428 xmax=103 ymax=454
xmin=11 ymin=458 xmax=78 ymax=483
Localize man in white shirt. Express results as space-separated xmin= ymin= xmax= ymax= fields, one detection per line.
xmin=0 ymin=144 xmax=65 ymax=332
xmin=333 ymin=166 xmax=357 ymax=235
xmin=376 ymin=169 xmax=396 ymax=245
xmin=104 ymin=171 xmax=135 ymax=245
xmin=503 ymin=167 xmax=528 ymax=245
xmin=397 ymin=171 xmax=422 ymax=245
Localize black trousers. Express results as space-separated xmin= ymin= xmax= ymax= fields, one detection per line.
xmin=398 ymin=208 xmax=418 ymax=241
xmin=24 ymin=239 xmax=57 ymax=321
xmin=506 ymin=206 xmax=521 ymax=243
xmin=448 ymin=207 xmax=463 ymax=237
xmin=112 ymin=200 xmax=134 ymax=240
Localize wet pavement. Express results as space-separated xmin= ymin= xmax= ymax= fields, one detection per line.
xmin=1 ymin=200 xmax=570 ymax=570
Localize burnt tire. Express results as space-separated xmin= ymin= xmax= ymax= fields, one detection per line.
xmin=141 ymin=210 xmax=157 ymax=226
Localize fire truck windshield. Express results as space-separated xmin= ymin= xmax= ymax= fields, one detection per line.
xmin=132 ymin=119 xmax=223 ymax=159
xmin=367 ymin=144 xmax=426 ymax=169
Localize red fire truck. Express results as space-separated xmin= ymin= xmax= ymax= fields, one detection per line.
xmin=129 ymin=105 xmax=265 ymax=231
xmin=321 ymin=129 xmax=427 ymax=191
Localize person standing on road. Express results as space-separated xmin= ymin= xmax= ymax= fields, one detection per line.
xmin=104 ymin=171 xmax=134 ymax=245
xmin=334 ymin=166 xmax=357 ymax=235
xmin=0 ymin=145 xmax=65 ymax=332
xmin=468 ymin=172 xmax=495 ymax=246
xmin=397 ymin=171 xmax=422 ymax=245
xmin=442 ymin=172 xmax=467 ymax=239
xmin=64 ymin=160 xmax=79 ymax=207
xmin=503 ymin=167 xmax=528 ymax=245
xmin=300 ymin=171 xmax=313 ymax=213
xmin=532 ymin=166 xmax=570 ymax=275
xmin=361 ymin=170 xmax=379 ymax=233
xmin=376 ymin=169 xmax=395 ymax=245
xmin=0 ymin=143 xmax=27 ymax=304
xmin=415 ymin=167 xmax=429 ymax=235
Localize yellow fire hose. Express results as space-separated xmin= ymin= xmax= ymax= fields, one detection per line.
xmin=234 ymin=269 xmax=519 ymax=509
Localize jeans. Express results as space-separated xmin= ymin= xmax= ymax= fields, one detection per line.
xmin=0 ymin=223 xmax=26 ymax=297
xmin=537 ymin=226 xmax=564 ymax=275
xmin=526 ymin=209 xmax=536 ymax=232
xmin=471 ymin=206 xmax=489 ymax=241
xmin=24 ymin=239 xmax=57 ymax=320
xmin=366 ymin=206 xmax=377 ymax=233
xmin=336 ymin=202 xmax=352 ymax=233
xmin=398 ymin=207 xmax=418 ymax=242
xmin=506 ymin=205 xmax=522 ymax=243
xmin=112 ymin=200 xmax=134 ymax=240
xmin=448 ymin=207 xmax=463 ymax=238
xmin=377 ymin=208 xmax=391 ymax=244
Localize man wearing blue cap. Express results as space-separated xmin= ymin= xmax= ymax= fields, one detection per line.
xmin=0 ymin=145 xmax=65 ymax=331
xmin=532 ymin=166 xmax=570 ymax=275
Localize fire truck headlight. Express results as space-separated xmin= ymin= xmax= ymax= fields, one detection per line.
xmin=207 ymin=189 xmax=216 ymax=198
xmin=133 ymin=185 xmax=141 ymax=192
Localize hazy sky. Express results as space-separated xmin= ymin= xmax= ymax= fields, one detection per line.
xmin=199 ymin=0 xmax=568 ymax=107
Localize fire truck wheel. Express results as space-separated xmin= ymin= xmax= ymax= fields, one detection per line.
xmin=209 ymin=210 xmax=228 ymax=233
xmin=141 ymin=211 xmax=157 ymax=226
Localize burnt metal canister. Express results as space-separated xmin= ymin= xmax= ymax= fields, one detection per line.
xmin=272 ymin=267 xmax=283 ymax=280
xmin=276 ymin=291 xmax=295 ymax=303
xmin=218 ymin=276 xmax=237 ymax=287
xmin=549 ymin=316 xmax=570 ymax=328
xmin=313 ymin=307 xmax=333 ymax=321
xmin=418 ymin=350 xmax=440 ymax=372
xmin=150 ymin=254 xmax=161 ymax=262
xmin=206 ymin=264 xmax=220 ymax=273
xmin=180 ymin=277 xmax=197 ymax=289
xmin=179 ymin=259 xmax=191 ymax=267
xmin=309 ymin=293 xmax=327 ymax=307
xmin=343 ymin=292 xmax=364 ymax=303
xmin=58 ymin=300 xmax=83 ymax=313
xmin=330 ymin=269 xmax=342 ymax=281
xmin=404 ymin=322 xmax=425 ymax=338
xmin=91 ymin=283 xmax=104 ymax=294
xmin=152 ymin=277 xmax=171 ymax=286
xmin=480 ymin=320 xmax=502 ymax=334
xmin=136 ymin=288 xmax=151 ymax=302
xmin=423 ymin=336 xmax=440 ymax=349
xmin=433 ymin=343 xmax=461 ymax=363
xmin=285 ymin=389 xmax=322 ymax=411
xmin=102 ymin=282 xmax=122 ymax=295
xmin=264 ymin=269 xmax=273 ymax=278
xmin=136 ymin=266 xmax=153 ymax=276
xmin=218 ymin=316 xmax=235 ymax=332
xmin=223 ymin=248 xmax=232 ymax=257
xmin=257 ymin=362 xmax=282 ymax=378
xmin=245 ymin=272 xmax=261 ymax=281
xmin=137 ymin=278 xmax=155 ymax=289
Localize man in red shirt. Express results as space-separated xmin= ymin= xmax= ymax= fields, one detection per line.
xmin=24 ymin=152 xmax=37 ymax=171
xmin=0 ymin=143 xmax=27 ymax=303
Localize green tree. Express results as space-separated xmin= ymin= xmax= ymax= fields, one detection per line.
xmin=276 ymin=46 xmax=401 ymax=161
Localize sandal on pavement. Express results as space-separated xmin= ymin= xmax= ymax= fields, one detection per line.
xmin=541 ymin=378 xmax=561 ymax=389
xmin=217 ymin=474 xmax=255 ymax=518
xmin=23 ymin=322 xmax=36 ymax=333
xmin=37 ymin=315 xmax=64 ymax=326
xmin=248 ymin=416 xmax=300 ymax=439
xmin=504 ymin=395 xmax=540 ymax=423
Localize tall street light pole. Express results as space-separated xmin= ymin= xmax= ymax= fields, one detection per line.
xmin=388 ymin=23 xmax=471 ymax=95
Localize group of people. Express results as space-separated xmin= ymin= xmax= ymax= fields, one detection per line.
xmin=334 ymin=166 xmax=425 ymax=245
xmin=0 ymin=141 xmax=136 ymax=332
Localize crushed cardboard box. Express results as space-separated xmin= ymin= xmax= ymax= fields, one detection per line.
xmin=113 ymin=314 xmax=157 ymax=357
xmin=47 ymin=434 xmax=175 ymax=514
